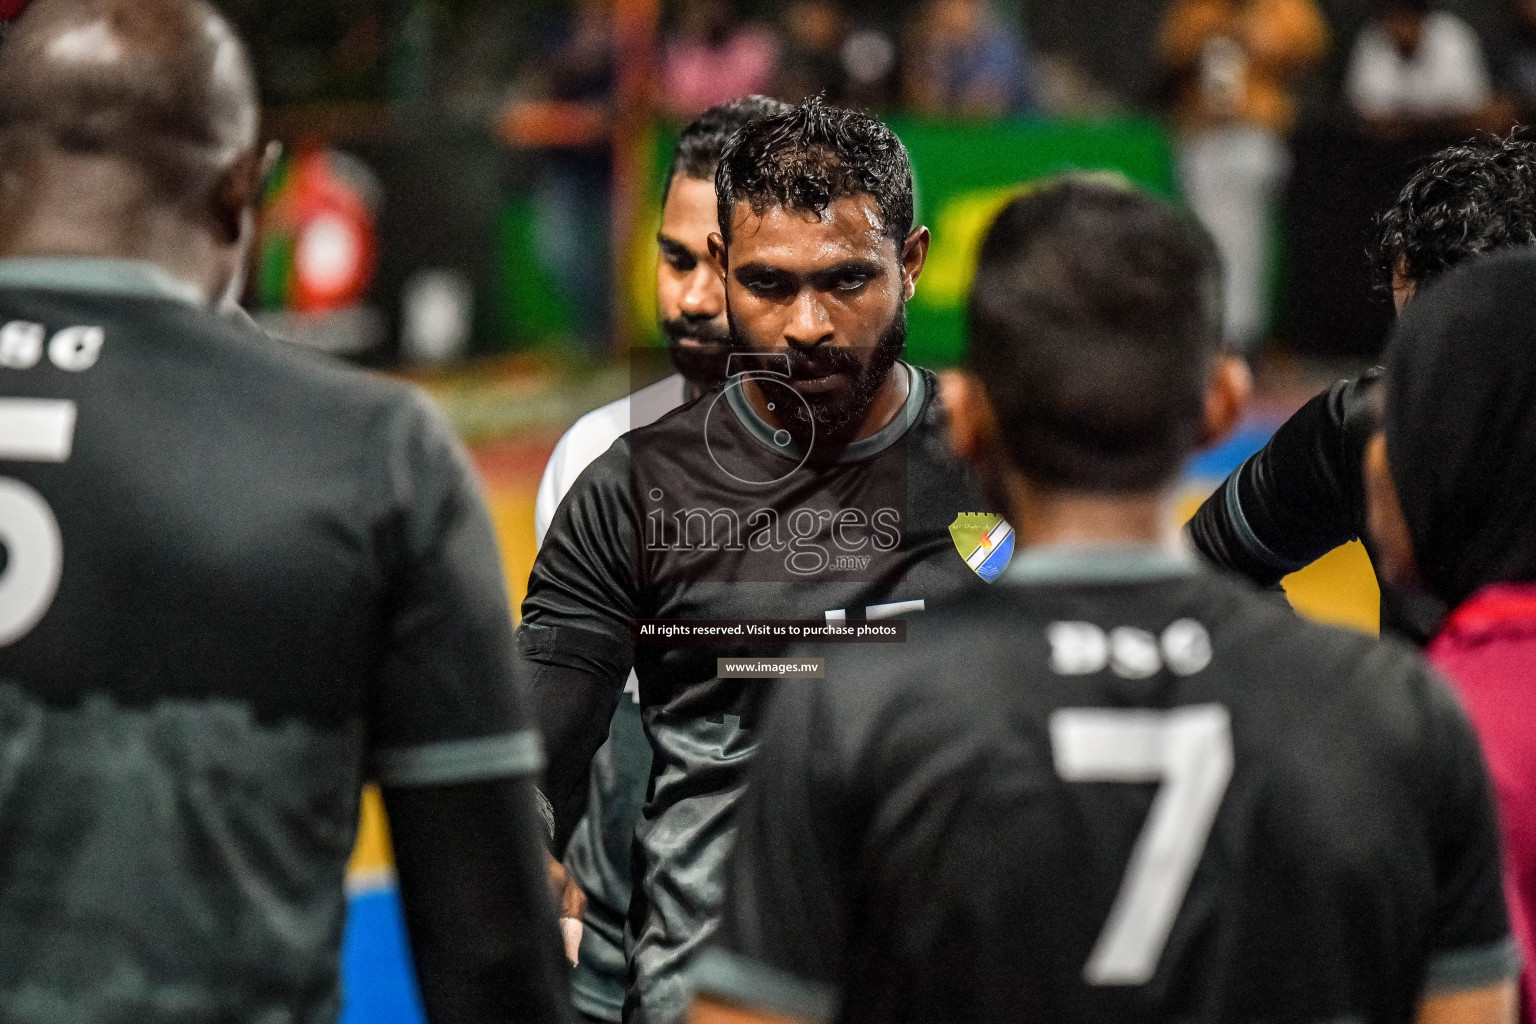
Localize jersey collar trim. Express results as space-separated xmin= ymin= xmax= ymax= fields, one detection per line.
xmin=0 ymin=258 xmax=206 ymax=307
xmin=724 ymin=361 xmax=926 ymax=464
xmin=999 ymin=542 xmax=1201 ymax=586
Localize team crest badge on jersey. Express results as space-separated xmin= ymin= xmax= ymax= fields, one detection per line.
xmin=949 ymin=513 xmax=1014 ymax=582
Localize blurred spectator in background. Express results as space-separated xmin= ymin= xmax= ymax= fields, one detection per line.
xmin=840 ymin=24 xmax=900 ymax=107
xmin=514 ymin=0 xmax=616 ymax=353
xmin=1346 ymin=0 xmax=1491 ymax=127
xmin=775 ymin=0 xmax=849 ymax=102
xmin=774 ymin=0 xmax=898 ymax=108
xmin=903 ymin=0 xmax=1035 ymax=117
xmin=1032 ymin=51 xmax=1125 ymax=115
xmin=1505 ymin=0 xmax=1536 ymax=115
xmin=1160 ymin=0 xmax=1328 ymax=351
xmin=659 ymin=0 xmax=778 ymax=117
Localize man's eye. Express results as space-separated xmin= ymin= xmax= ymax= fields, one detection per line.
xmin=834 ymin=275 xmax=870 ymax=291
xmin=744 ymin=278 xmax=790 ymax=298
xmin=666 ymin=253 xmax=696 ymax=271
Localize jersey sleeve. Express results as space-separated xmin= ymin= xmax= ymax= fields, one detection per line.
xmin=365 ymin=390 xmax=544 ymax=790
xmin=693 ymin=677 xmax=849 ymax=1024
xmin=518 ymin=443 xmax=639 ymax=852
xmin=1188 ymin=370 xmax=1380 ymax=586
xmin=1419 ymin=668 xmax=1521 ymax=994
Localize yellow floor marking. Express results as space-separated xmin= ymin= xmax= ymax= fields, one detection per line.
xmin=348 ymin=785 xmax=394 ymax=876
xmin=487 ymin=489 xmax=540 ymax=619
xmin=1177 ymin=491 xmax=1380 ymax=635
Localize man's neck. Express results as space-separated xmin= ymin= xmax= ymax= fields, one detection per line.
xmin=0 ymin=156 xmax=221 ymax=304
xmin=1005 ymin=475 xmax=1181 ymax=552
xmin=743 ymin=360 xmax=909 ymax=444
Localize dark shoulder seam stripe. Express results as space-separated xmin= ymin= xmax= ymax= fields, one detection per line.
xmin=373 ymin=730 xmax=544 ymax=788
xmin=691 ymin=948 xmax=838 ymax=1024
xmin=1424 ymin=937 xmax=1521 ymax=994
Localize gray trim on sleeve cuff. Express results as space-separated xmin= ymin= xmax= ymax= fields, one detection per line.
xmin=1223 ymin=460 xmax=1310 ymax=576
xmin=373 ymin=730 xmax=545 ymax=788
xmin=1425 ymin=937 xmax=1521 ymax=994
xmin=692 ymin=948 xmax=838 ymax=1024
xmin=535 ymin=787 xmax=556 ymax=841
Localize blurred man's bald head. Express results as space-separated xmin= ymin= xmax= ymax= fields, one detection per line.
xmin=0 ymin=0 xmax=265 ymax=304
xmin=0 ymin=0 xmax=257 ymax=194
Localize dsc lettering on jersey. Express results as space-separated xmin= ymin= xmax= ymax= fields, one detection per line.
xmin=0 ymin=321 xmax=104 ymax=372
xmin=643 ymin=488 xmax=902 ymax=577
xmin=1046 ymin=618 xmax=1213 ymax=679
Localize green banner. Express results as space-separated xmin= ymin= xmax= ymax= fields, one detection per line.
xmin=890 ymin=117 xmax=1177 ymax=366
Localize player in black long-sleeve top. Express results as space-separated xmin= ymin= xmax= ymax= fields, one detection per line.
xmin=1189 ymin=135 xmax=1536 ymax=643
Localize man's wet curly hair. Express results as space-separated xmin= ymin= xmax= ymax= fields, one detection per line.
xmin=1371 ymin=133 xmax=1536 ymax=293
xmin=714 ymin=97 xmax=914 ymax=249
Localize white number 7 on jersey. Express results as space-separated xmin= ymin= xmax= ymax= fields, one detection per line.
xmin=1050 ymin=704 xmax=1233 ymax=986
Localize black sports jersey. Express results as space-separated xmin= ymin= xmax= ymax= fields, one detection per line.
xmin=1188 ymin=369 xmax=1447 ymax=643
xmin=566 ymin=697 xmax=652 ymax=1021
xmin=699 ymin=546 xmax=1516 ymax=1024
xmin=520 ymin=364 xmax=998 ymax=1023
xmin=0 ymin=259 xmax=558 ymax=1023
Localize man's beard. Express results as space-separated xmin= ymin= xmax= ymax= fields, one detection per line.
xmin=661 ymin=314 xmax=735 ymax=388
xmin=729 ymin=304 xmax=906 ymax=450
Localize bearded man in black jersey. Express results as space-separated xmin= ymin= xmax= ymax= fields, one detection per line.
xmin=1190 ymin=134 xmax=1536 ymax=642
xmin=539 ymin=96 xmax=794 ymax=1024
xmin=692 ymin=178 xmax=1516 ymax=1024
xmin=521 ymin=98 xmax=1039 ymax=1024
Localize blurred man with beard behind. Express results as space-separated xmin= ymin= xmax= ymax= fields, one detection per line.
xmin=534 ymin=96 xmax=792 ymax=1024
xmin=519 ymin=98 xmax=1023 ymax=1023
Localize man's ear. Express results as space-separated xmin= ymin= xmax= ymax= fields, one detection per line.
xmin=258 ymin=139 xmax=283 ymax=188
xmin=1199 ymin=352 xmax=1252 ymax=449
xmin=1363 ymin=433 xmax=1422 ymax=590
xmin=901 ymin=226 xmax=931 ymax=301
xmin=939 ymin=369 xmax=999 ymax=467
xmin=707 ymin=231 xmax=728 ymax=284
xmin=212 ymin=145 xmax=267 ymax=244
xmin=1391 ymin=257 xmax=1416 ymax=313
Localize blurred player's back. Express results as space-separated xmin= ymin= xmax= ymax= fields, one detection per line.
xmin=757 ymin=569 xmax=1510 ymax=1022
xmin=0 ymin=270 xmax=425 ymax=1017
xmin=0 ymin=1 xmax=573 ymax=1021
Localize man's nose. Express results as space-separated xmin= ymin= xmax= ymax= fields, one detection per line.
xmin=680 ymin=264 xmax=723 ymax=318
xmin=783 ymin=290 xmax=832 ymax=348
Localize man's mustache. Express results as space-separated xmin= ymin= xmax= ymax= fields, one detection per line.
xmin=660 ymin=316 xmax=732 ymax=347
xmin=785 ymin=346 xmax=862 ymax=380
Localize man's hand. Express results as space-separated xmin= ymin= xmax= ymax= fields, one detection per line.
xmin=547 ymin=854 xmax=587 ymax=964
xmin=690 ymin=995 xmax=812 ymax=1024
xmin=1417 ymin=982 xmax=1517 ymax=1024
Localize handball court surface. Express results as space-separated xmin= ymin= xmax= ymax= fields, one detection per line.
xmin=336 ymin=355 xmax=1381 ymax=1024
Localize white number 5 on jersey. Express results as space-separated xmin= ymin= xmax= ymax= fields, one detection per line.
xmin=1050 ymin=704 xmax=1233 ymax=986
xmin=0 ymin=398 xmax=75 ymax=645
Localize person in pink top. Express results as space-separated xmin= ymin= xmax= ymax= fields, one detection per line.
xmin=1366 ymin=248 xmax=1536 ymax=1023
xmin=660 ymin=0 xmax=779 ymax=117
